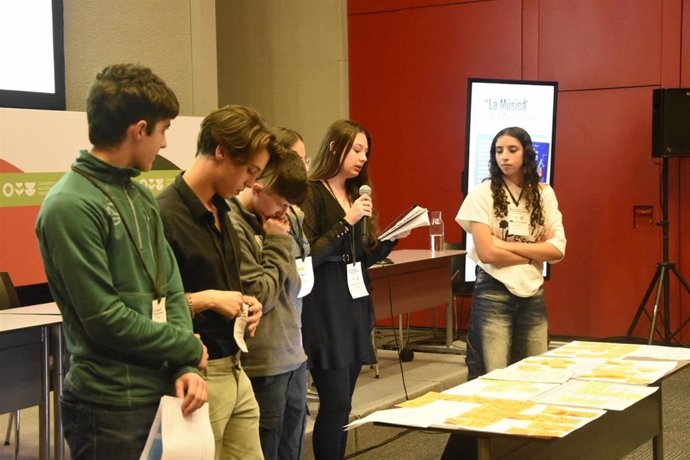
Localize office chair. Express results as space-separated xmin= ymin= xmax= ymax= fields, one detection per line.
xmin=0 ymin=271 xmax=21 ymax=460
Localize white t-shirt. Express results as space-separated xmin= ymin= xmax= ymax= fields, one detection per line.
xmin=455 ymin=179 xmax=566 ymax=297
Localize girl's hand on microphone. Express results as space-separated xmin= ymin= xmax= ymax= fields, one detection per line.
xmin=344 ymin=195 xmax=372 ymax=226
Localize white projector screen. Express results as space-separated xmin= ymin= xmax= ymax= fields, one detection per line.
xmin=0 ymin=0 xmax=65 ymax=110
xmin=463 ymin=78 xmax=558 ymax=283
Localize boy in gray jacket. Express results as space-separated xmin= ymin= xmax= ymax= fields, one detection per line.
xmin=228 ymin=151 xmax=309 ymax=460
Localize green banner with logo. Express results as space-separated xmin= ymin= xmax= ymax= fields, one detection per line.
xmin=0 ymin=170 xmax=181 ymax=208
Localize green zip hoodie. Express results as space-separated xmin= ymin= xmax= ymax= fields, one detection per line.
xmin=35 ymin=150 xmax=201 ymax=407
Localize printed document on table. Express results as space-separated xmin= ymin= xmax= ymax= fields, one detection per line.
xmin=543 ymin=341 xmax=641 ymax=360
xmin=344 ymin=400 xmax=472 ymax=430
xmin=572 ymin=359 xmax=678 ymax=385
xmin=435 ymin=399 xmax=606 ymax=438
xmin=443 ymin=377 xmax=558 ymax=401
xmin=349 ymin=391 xmax=606 ymax=439
xmin=531 ymin=379 xmax=658 ymax=411
xmin=628 ymin=344 xmax=690 ymax=361
xmin=482 ymin=363 xmax=573 ymax=384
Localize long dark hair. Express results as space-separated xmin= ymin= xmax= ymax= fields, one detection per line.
xmin=309 ymin=119 xmax=380 ymax=243
xmin=488 ymin=127 xmax=544 ymax=227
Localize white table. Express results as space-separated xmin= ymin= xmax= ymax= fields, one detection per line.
xmin=0 ymin=304 xmax=64 ymax=460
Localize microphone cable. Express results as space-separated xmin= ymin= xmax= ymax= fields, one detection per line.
xmin=387 ymin=278 xmax=409 ymax=401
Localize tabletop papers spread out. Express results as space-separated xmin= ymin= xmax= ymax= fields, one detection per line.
xmin=346 ymin=341 xmax=687 ymax=439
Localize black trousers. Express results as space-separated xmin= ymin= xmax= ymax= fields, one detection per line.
xmin=309 ymin=361 xmax=362 ymax=460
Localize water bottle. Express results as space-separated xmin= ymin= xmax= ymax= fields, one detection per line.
xmin=429 ymin=211 xmax=445 ymax=253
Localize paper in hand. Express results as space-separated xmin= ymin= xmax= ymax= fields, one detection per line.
xmin=233 ymin=302 xmax=249 ymax=353
xmin=140 ymin=396 xmax=214 ymax=460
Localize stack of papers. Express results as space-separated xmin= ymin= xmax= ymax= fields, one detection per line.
xmin=379 ymin=205 xmax=429 ymax=241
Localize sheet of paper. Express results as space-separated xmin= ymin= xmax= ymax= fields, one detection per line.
xmin=435 ymin=400 xmax=606 ymax=438
xmin=482 ymin=364 xmax=573 ymax=384
xmin=628 ymin=344 xmax=690 ymax=361
xmin=532 ymin=379 xmax=658 ymax=411
xmin=543 ymin=341 xmax=641 ymax=360
xmin=443 ymin=377 xmax=558 ymax=401
xmin=140 ymin=396 xmax=214 ymax=460
xmin=344 ymin=403 xmax=452 ymax=430
xmin=379 ymin=205 xmax=430 ymax=241
xmin=348 ymin=390 xmax=606 ymax=439
xmin=396 ymin=391 xmax=491 ymax=408
xmin=392 ymin=394 xmax=606 ymax=439
xmin=572 ymin=358 xmax=678 ymax=385
xmin=233 ymin=304 xmax=249 ymax=353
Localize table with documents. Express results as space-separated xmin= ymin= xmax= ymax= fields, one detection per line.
xmin=350 ymin=341 xmax=690 ymax=460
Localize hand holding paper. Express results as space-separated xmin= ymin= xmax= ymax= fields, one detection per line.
xmin=175 ymin=372 xmax=207 ymax=416
xmin=379 ymin=205 xmax=430 ymax=241
xmin=140 ymin=396 xmax=214 ymax=460
xmin=243 ymin=295 xmax=262 ymax=337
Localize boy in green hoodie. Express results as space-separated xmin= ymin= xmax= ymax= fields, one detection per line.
xmin=35 ymin=63 xmax=208 ymax=460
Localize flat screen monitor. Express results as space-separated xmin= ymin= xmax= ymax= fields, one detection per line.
xmin=462 ymin=78 xmax=558 ymax=283
xmin=0 ymin=0 xmax=65 ymax=110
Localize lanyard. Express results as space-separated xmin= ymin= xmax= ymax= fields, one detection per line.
xmin=287 ymin=206 xmax=307 ymax=260
xmin=323 ymin=181 xmax=357 ymax=265
xmin=71 ymin=165 xmax=163 ymax=299
xmin=503 ymin=180 xmax=524 ymax=207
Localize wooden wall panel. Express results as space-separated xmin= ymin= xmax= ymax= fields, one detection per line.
xmin=538 ymin=0 xmax=662 ymax=89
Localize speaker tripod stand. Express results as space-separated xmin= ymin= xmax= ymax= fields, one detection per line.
xmin=627 ymin=156 xmax=690 ymax=345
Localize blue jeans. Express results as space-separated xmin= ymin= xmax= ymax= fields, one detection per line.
xmin=250 ymin=362 xmax=308 ymax=460
xmin=61 ymin=391 xmax=159 ymax=460
xmin=466 ymin=268 xmax=548 ymax=381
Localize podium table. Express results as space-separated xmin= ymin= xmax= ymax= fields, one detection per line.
xmin=369 ymin=249 xmax=465 ymax=351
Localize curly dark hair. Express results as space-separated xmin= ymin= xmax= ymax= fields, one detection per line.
xmin=87 ymin=64 xmax=179 ymax=147
xmin=488 ymin=127 xmax=545 ymax=227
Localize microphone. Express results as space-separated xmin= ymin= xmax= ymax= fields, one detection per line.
xmin=359 ymin=185 xmax=372 ymax=242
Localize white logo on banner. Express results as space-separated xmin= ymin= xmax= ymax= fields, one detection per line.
xmin=140 ymin=178 xmax=165 ymax=191
xmin=2 ymin=182 xmax=37 ymax=197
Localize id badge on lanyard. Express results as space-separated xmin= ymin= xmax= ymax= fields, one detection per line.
xmin=346 ymin=262 xmax=369 ymax=299
xmin=296 ymin=256 xmax=315 ymax=298
xmin=507 ymin=206 xmax=530 ymax=236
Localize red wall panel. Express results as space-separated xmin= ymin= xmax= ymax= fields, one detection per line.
xmin=352 ymin=0 xmax=524 ymax=251
xmin=349 ymin=0 xmax=479 ymax=15
xmin=547 ymin=88 xmax=661 ymax=338
xmin=349 ymin=0 xmax=689 ymax=340
xmin=348 ymin=10 xmax=406 ymax=236
xmin=538 ymin=0 xmax=662 ymax=89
